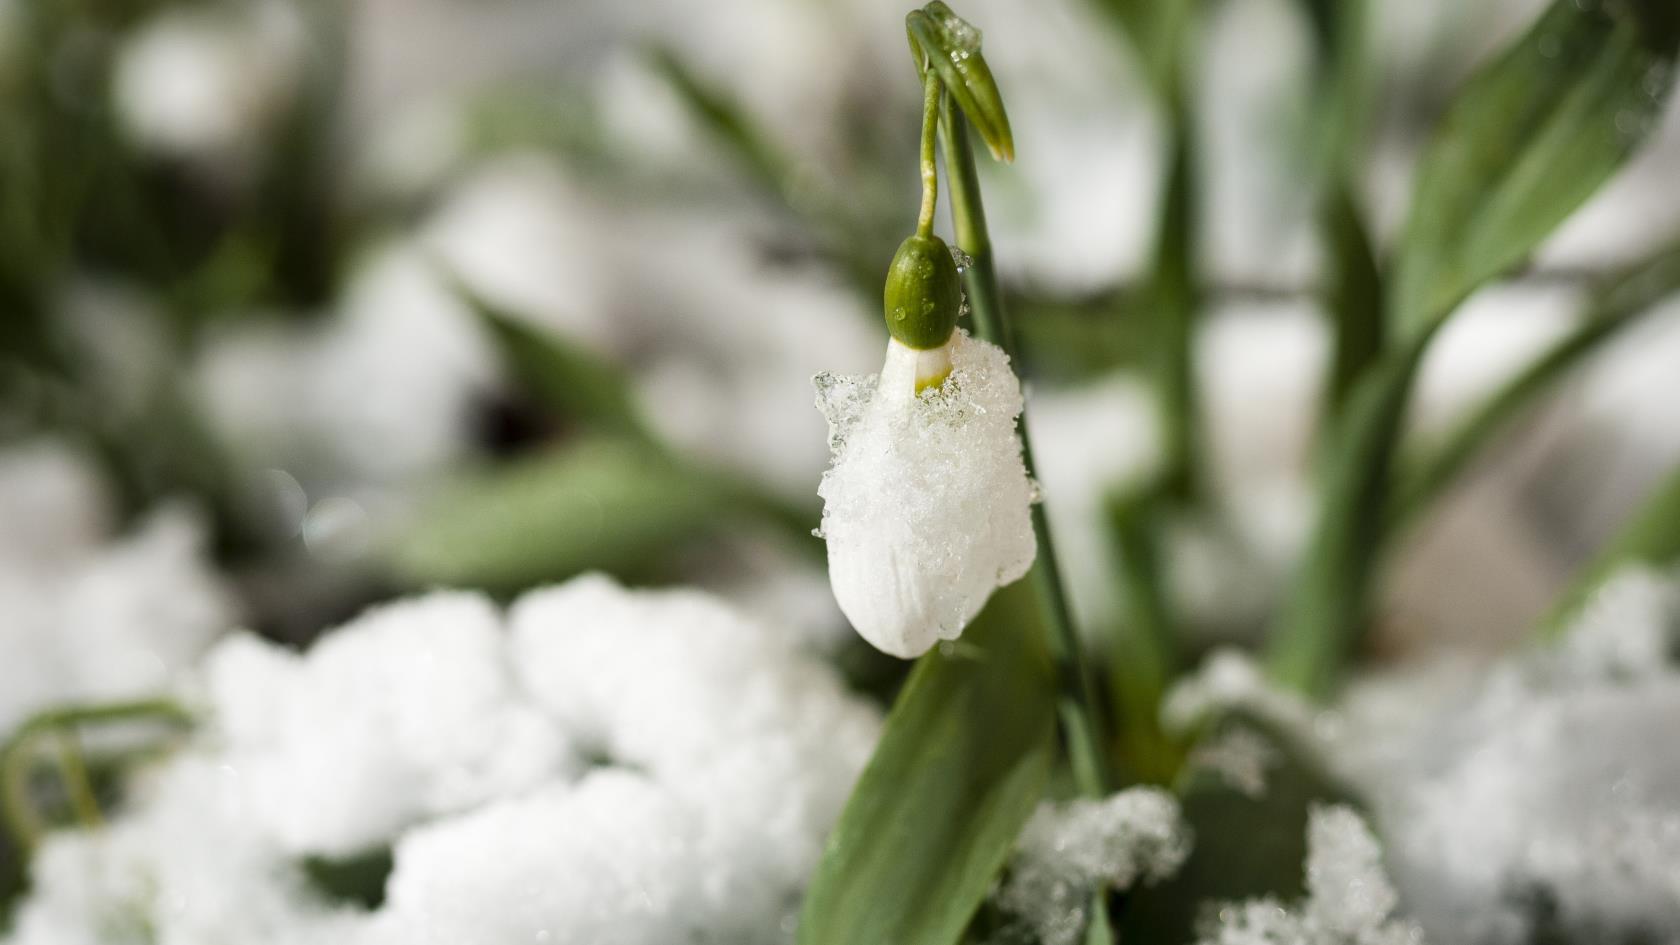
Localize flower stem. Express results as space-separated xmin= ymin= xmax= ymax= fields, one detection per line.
xmin=0 ymin=699 xmax=194 ymax=853
xmin=54 ymin=730 xmax=103 ymax=829
xmin=916 ymin=71 xmax=942 ymax=239
xmin=939 ymin=98 xmax=1112 ymax=796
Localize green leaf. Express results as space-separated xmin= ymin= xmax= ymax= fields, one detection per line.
xmin=1085 ymin=0 xmax=1200 ymax=99
xmin=1266 ymin=338 xmax=1428 ymax=700
xmin=387 ymin=439 xmax=732 ymax=593
xmin=1117 ymin=712 xmax=1361 ymax=943
xmin=907 ymin=2 xmax=1014 ymax=162
xmin=1394 ymin=240 xmax=1680 ymax=526
xmin=1105 ymin=488 xmax=1183 ymax=785
xmin=798 ymin=579 xmax=1056 ymax=945
xmin=451 ymin=278 xmax=648 ymax=440
xmin=1149 ymin=96 xmax=1200 ymax=503
xmin=1540 ymin=464 xmax=1680 ymax=639
xmin=1390 ymin=0 xmax=1680 ymax=334
xmin=645 ymin=46 xmax=791 ymax=192
xmin=1320 ymin=181 xmax=1384 ymax=421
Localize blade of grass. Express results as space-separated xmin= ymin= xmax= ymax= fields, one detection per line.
xmin=1393 ymin=241 xmax=1680 ymax=526
xmin=1539 ymin=464 xmax=1680 ymax=639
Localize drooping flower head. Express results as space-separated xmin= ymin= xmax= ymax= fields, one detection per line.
xmin=815 ymin=325 xmax=1037 ymax=658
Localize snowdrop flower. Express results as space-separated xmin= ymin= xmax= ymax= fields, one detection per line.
xmin=815 ymin=235 xmax=1037 ymax=658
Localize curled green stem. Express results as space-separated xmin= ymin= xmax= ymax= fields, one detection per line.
xmin=916 ymin=71 xmax=942 ymax=239
xmin=55 ymin=731 xmax=103 ymax=830
xmin=1 ymin=698 xmax=194 ymax=853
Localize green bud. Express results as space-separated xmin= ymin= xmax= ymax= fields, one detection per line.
xmin=906 ymin=2 xmax=1014 ymax=163
xmin=883 ymin=234 xmax=963 ymax=350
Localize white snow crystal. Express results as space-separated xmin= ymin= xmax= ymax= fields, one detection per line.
xmin=815 ymin=329 xmax=1038 ymax=658
xmin=200 ymin=592 xmax=569 ymax=857
xmin=997 ymin=788 xmax=1191 ymax=945
xmin=1195 ymin=806 xmax=1422 ymax=945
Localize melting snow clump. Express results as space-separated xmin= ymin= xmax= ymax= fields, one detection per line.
xmin=995 ymin=787 xmax=1191 ymax=945
xmin=815 ymin=329 xmax=1037 ymax=658
xmin=1195 ymin=805 xmax=1423 ymax=945
xmin=1351 ymin=566 xmax=1680 ymax=945
xmin=7 ymin=573 xmax=882 ymax=945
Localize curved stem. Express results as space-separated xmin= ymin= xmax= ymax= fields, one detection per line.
xmin=1 ymin=698 xmax=194 ymax=853
xmin=940 ymin=99 xmax=1112 ymax=796
xmin=915 ymin=71 xmax=942 ymax=239
xmin=55 ymin=731 xmax=103 ymax=830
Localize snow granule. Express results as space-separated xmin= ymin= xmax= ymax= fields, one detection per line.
xmin=1195 ymin=806 xmax=1422 ymax=945
xmin=996 ymin=788 xmax=1191 ymax=945
xmin=814 ymin=329 xmax=1038 ymax=658
xmin=202 ymin=592 xmax=570 ymax=857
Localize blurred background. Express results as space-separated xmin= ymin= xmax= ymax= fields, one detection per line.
xmin=3 ymin=0 xmax=1679 ymax=721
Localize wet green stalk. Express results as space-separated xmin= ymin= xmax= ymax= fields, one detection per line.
xmin=1 ymin=699 xmax=193 ymax=852
xmin=939 ymin=100 xmax=1112 ymax=796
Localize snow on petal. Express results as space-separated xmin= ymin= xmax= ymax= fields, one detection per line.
xmin=814 ymin=329 xmax=1038 ymax=658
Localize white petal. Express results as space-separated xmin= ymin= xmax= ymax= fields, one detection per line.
xmin=815 ymin=330 xmax=1037 ymax=658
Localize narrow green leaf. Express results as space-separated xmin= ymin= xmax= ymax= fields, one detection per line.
xmin=1540 ymin=464 xmax=1680 ymax=639
xmin=1266 ymin=337 xmax=1429 ymax=700
xmin=1394 ymin=240 xmax=1680 ymax=526
xmin=1105 ymin=489 xmax=1182 ymax=785
xmin=1320 ymin=181 xmax=1384 ymax=421
xmin=1149 ymin=96 xmax=1200 ymax=502
xmin=388 ymin=439 xmax=731 ymax=593
xmin=1085 ymin=0 xmax=1200 ymax=99
xmin=645 ymin=46 xmax=791 ymax=192
xmin=450 ymin=278 xmax=649 ymax=440
xmin=1390 ymin=0 xmax=1680 ymax=334
xmin=798 ymin=580 xmax=1056 ymax=945
xmin=907 ymin=3 xmax=1014 ymax=162
xmin=1117 ymin=712 xmax=1360 ymax=943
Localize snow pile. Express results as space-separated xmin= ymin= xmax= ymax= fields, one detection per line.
xmin=996 ymin=788 xmax=1191 ymax=945
xmin=9 ymin=573 xmax=881 ymax=944
xmin=0 ymin=439 xmax=235 ymax=737
xmin=1195 ymin=806 xmax=1423 ymax=945
xmin=361 ymin=575 xmax=882 ymax=944
xmin=1353 ymin=566 xmax=1680 ymax=945
xmin=815 ymin=329 xmax=1038 ymax=658
xmin=201 ymin=593 xmax=569 ymax=857
xmin=5 ymin=757 xmax=364 ymax=945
